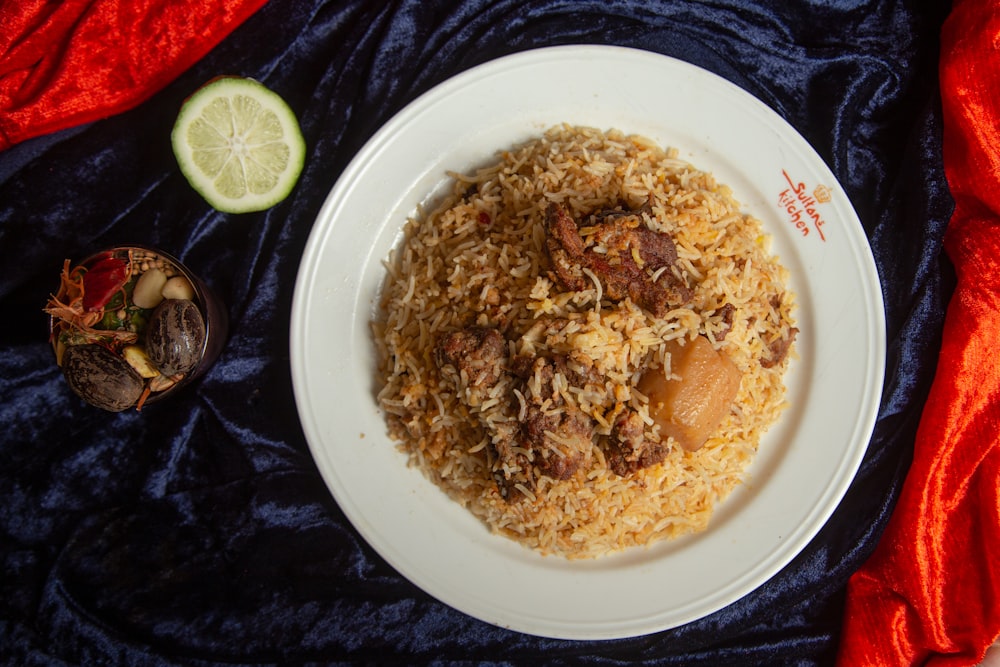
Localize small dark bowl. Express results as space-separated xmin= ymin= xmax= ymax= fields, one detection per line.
xmin=49 ymin=245 xmax=228 ymax=409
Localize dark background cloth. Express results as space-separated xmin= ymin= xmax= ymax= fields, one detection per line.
xmin=0 ymin=0 xmax=955 ymax=664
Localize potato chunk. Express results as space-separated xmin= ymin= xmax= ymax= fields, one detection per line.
xmin=638 ymin=335 xmax=742 ymax=452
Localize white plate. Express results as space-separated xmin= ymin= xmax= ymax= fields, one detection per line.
xmin=290 ymin=45 xmax=885 ymax=640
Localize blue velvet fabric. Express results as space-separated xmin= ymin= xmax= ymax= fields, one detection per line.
xmin=0 ymin=0 xmax=955 ymax=663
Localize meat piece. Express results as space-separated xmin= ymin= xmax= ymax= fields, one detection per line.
xmin=604 ymin=408 xmax=670 ymax=476
xmin=761 ymin=327 xmax=798 ymax=368
xmin=545 ymin=203 xmax=590 ymax=292
xmin=510 ymin=351 xmax=602 ymax=393
xmin=638 ymin=335 xmax=742 ymax=452
xmin=521 ymin=403 xmax=594 ymax=480
xmin=712 ymin=303 xmax=736 ymax=342
xmin=760 ymin=294 xmax=797 ymax=368
xmin=510 ymin=352 xmax=553 ymax=385
xmin=434 ymin=327 xmax=506 ymax=389
xmin=544 ymin=203 xmax=692 ymax=316
xmin=435 ymin=328 xmax=533 ymax=499
xmin=589 ymin=208 xmax=679 ymax=273
xmin=510 ymin=352 xmax=598 ymax=480
xmin=435 ymin=327 xmax=600 ymax=496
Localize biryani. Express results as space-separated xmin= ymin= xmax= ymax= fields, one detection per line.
xmin=373 ymin=125 xmax=797 ymax=559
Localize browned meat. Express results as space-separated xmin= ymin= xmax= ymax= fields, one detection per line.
xmin=761 ymin=327 xmax=798 ymax=368
xmin=712 ymin=303 xmax=736 ymax=342
xmin=510 ymin=352 xmax=598 ymax=480
xmin=435 ymin=327 xmax=526 ymax=500
xmin=544 ymin=203 xmax=590 ymax=291
xmin=544 ymin=203 xmax=692 ymax=316
xmin=435 ymin=327 xmax=600 ymax=498
xmin=604 ymin=408 xmax=670 ymax=476
xmin=521 ymin=403 xmax=594 ymax=480
xmin=509 ymin=353 xmax=552 ymax=384
xmin=510 ymin=351 xmax=602 ymax=392
xmin=434 ymin=327 xmax=506 ymax=388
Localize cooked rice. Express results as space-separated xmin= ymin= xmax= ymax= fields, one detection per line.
xmin=373 ymin=125 xmax=796 ymax=559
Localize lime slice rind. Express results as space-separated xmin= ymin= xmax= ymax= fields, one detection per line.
xmin=172 ymin=77 xmax=305 ymax=214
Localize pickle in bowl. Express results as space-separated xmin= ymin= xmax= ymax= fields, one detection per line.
xmin=45 ymin=246 xmax=228 ymax=411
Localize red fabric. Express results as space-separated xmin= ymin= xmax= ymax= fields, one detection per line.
xmin=837 ymin=0 xmax=1000 ymax=664
xmin=0 ymin=0 xmax=268 ymax=151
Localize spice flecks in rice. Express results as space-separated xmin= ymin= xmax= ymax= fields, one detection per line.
xmin=374 ymin=125 xmax=796 ymax=559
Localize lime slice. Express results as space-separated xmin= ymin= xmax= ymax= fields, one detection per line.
xmin=171 ymin=77 xmax=305 ymax=213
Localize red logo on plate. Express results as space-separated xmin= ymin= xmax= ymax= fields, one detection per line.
xmin=778 ymin=170 xmax=828 ymax=241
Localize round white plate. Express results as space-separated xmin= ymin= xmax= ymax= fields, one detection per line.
xmin=290 ymin=45 xmax=885 ymax=640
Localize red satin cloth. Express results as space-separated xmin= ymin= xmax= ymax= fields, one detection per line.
xmin=837 ymin=0 xmax=1000 ymax=664
xmin=0 ymin=0 xmax=267 ymax=151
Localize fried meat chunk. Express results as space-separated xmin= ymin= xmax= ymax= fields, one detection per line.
xmin=544 ymin=203 xmax=692 ymax=316
xmin=434 ymin=327 xmax=506 ymax=392
xmin=603 ymin=408 xmax=671 ymax=477
xmin=509 ymin=353 xmax=602 ymax=481
xmin=435 ymin=326 xmax=605 ymax=498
